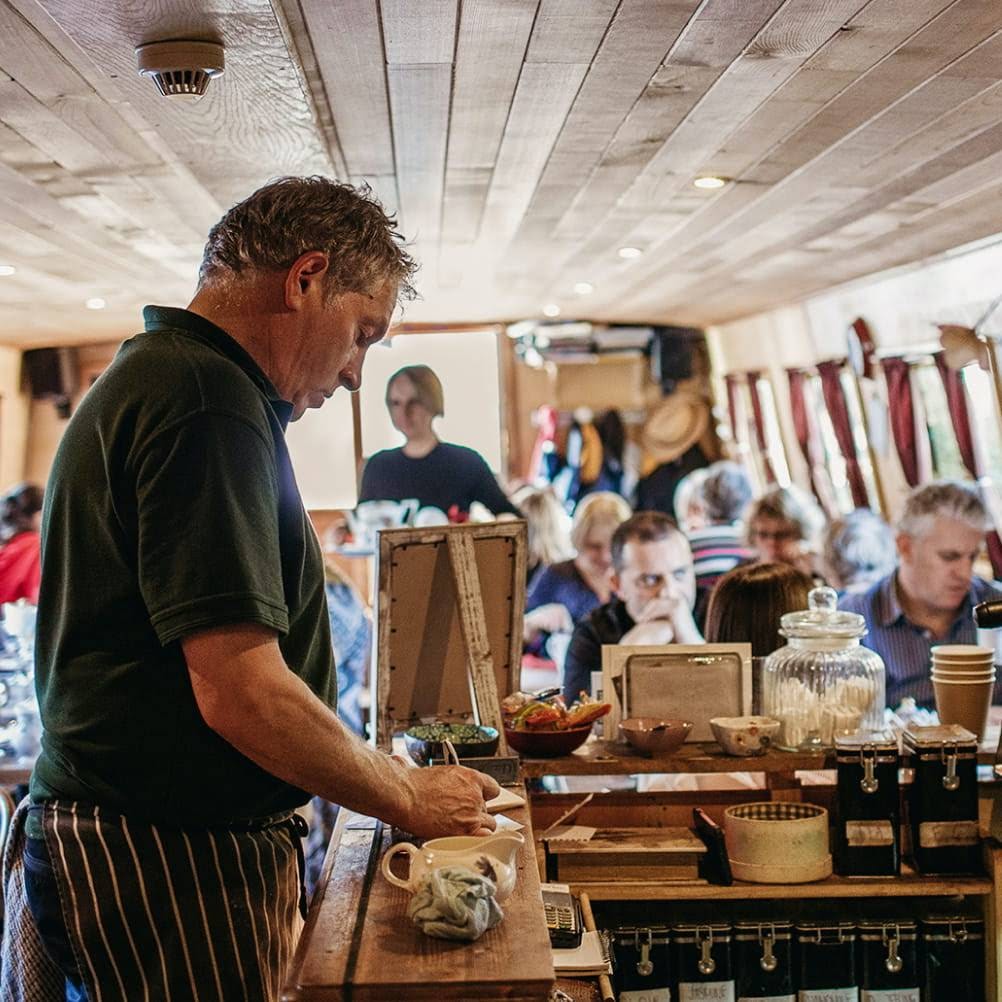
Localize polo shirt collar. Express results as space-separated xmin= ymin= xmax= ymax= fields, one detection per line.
xmin=142 ymin=305 xmax=294 ymax=426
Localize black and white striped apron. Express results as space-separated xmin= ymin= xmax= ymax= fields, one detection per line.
xmin=37 ymin=800 xmax=307 ymax=1002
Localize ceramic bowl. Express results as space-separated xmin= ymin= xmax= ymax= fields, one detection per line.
xmin=404 ymin=723 xmax=499 ymax=767
xmin=710 ymin=716 xmax=781 ymax=757
xmin=503 ymin=724 xmax=593 ymax=758
xmin=619 ymin=717 xmax=692 ymax=756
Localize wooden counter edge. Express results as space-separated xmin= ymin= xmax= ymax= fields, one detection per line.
xmin=284 ymin=793 xmax=556 ymax=1001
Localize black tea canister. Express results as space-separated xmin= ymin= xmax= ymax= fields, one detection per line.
xmin=796 ymin=922 xmax=857 ymax=1001
xmin=672 ymin=923 xmax=734 ymax=1001
xmin=921 ymin=915 xmax=985 ymax=1002
xmin=858 ymin=920 xmax=919 ymax=1001
xmin=903 ymin=724 xmax=980 ymax=874
xmin=834 ymin=731 xmax=900 ymax=876
xmin=611 ymin=926 xmax=671 ymax=1002
xmin=734 ymin=921 xmax=794 ymax=1001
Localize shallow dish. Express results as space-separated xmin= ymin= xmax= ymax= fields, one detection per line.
xmin=710 ymin=716 xmax=781 ymax=756
xmin=619 ymin=717 xmax=692 ymax=756
xmin=404 ymin=723 xmax=499 ymax=767
xmin=503 ymin=724 xmax=592 ymax=758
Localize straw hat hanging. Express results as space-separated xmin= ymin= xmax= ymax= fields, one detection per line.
xmin=640 ymin=389 xmax=710 ymax=466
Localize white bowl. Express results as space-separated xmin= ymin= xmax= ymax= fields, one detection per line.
xmin=710 ymin=716 xmax=781 ymax=757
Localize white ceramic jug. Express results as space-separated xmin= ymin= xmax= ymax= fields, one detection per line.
xmin=380 ymin=831 xmax=524 ymax=901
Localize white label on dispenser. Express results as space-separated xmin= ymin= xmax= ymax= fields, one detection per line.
xmin=918 ymin=821 xmax=978 ymax=847
xmin=622 ymin=991 xmax=671 ymax=1002
xmin=798 ymin=991 xmax=858 ymax=1002
xmin=679 ymin=982 xmax=734 ymax=1002
xmin=861 ymin=991 xmax=919 ymax=1002
xmin=846 ymin=820 xmax=895 ymax=846
xmin=739 ymin=996 xmax=794 ymax=1002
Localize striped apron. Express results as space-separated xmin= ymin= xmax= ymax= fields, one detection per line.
xmin=27 ymin=800 xmax=308 ymax=1002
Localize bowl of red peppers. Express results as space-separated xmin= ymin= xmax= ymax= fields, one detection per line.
xmin=501 ymin=691 xmax=611 ymax=757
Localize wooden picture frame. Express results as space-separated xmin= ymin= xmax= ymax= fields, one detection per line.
xmin=373 ymin=521 xmax=527 ymax=752
xmin=601 ymin=643 xmax=752 ymax=742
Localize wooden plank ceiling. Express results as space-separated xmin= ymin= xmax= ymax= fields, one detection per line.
xmin=0 ymin=0 xmax=1001 ymax=345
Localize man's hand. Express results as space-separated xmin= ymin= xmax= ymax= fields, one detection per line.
xmin=625 ymin=594 xmax=704 ymax=645
xmin=523 ymin=602 xmax=573 ymax=640
xmin=399 ymin=765 xmax=501 ymax=838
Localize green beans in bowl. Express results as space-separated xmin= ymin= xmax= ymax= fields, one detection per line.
xmin=403 ymin=723 xmax=500 ymax=766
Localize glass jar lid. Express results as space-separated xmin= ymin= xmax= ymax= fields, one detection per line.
xmin=779 ymin=586 xmax=867 ymax=641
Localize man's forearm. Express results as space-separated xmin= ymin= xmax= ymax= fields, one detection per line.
xmin=185 ymin=629 xmax=416 ymax=827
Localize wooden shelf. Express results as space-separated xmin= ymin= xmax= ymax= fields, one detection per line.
xmin=516 ymin=732 xmax=1002 ymax=777
xmin=517 ymin=739 xmax=835 ymax=777
xmin=567 ymin=864 xmax=992 ymax=901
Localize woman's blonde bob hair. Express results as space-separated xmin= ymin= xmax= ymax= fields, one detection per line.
xmin=570 ymin=491 xmax=632 ymax=552
xmin=385 ymin=364 xmax=444 ymax=418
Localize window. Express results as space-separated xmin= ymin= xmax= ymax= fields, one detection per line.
xmin=803 ymin=373 xmax=854 ymax=516
xmin=911 ymin=363 xmax=966 ymax=480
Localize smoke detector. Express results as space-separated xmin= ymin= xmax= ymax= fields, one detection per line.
xmin=136 ymin=40 xmax=224 ymax=99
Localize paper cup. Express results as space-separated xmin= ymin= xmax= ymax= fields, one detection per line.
xmin=933 ymin=677 xmax=993 ymax=741
xmin=930 ymin=668 xmax=996 ymax=678
xmin=931 ymin=645 xmax=995 ymax=659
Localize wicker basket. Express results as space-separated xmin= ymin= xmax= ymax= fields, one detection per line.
xmin=724 ymin=802 xmax=831 ymax=884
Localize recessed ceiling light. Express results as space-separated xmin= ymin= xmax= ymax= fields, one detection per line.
xmin=542 ymin=303 xmax=561 ymax=318
xmin=85 ymin=297 xmax=107 ymax=310
xmin=0 ymin=265 xmax=15 ymax=277
xmin=693 ymin=175 xmax=728 ymax=189
xmin=573 ymin=281 xmax=594 ymax=295
xmin=617 ymin=246 xmax=643 ymax=260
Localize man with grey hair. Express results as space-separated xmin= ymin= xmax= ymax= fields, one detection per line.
xmin=840 ymin=481 xmax=1002 ymax=708
xmin=8 ymin=177 xmax=499 ymax=999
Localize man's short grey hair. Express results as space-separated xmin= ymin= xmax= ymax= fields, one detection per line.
xmin=198 ymin=176 xmax=418 ymax=300
xmin=823 ymin=508 xmax=897 ymax=591
xmin=701 ymin=461 xmax=753 ymax=525
xmin=897 ymin=480 xmax=992 ymax=537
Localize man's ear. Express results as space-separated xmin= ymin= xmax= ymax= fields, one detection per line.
xmin=896 ymin=532 xmax=911 ymax=563
xmin=284 ymin=251 xmax=330 ymax=310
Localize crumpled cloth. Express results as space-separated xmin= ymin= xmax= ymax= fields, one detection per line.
xmin=407 ymin=865 xmax=503 ymax=941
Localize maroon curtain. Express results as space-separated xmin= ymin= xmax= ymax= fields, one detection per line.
xmin=786 ymin=369 xmax=812 ymax=467
xmin=932 ymin=352 xmax=977 ymax=476
xmin=745 ymin=371 xmax=776 ymax=484
xmin=932 ymin=352 xmax=1002 ymax=577
xmin=880 ymin=357 xmax=920 ymax=488
xmin=724 ymin=373 xmax=741 ymax=444
xmin=816 ymin=359 xmax=869 ymax=507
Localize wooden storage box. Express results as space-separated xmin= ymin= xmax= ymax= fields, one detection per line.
xmin=545 ymin=827 xmax=705 ymax=882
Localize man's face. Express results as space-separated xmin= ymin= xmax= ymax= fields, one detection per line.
xmin=287 ymin=278 xmax=397 ymax=420
xmin=898 ymin=515 xmax=983 ymax=614
xmin=750 ymin=515 xmax=801 ymax=565
xmin=386 ymin=375 xmax=435 ymax=441
xmin=612 ymin=535 xmax=696 ymax=622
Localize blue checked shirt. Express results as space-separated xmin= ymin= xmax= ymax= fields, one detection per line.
xmin=839 ymin=572 xmax=1002 ymax=709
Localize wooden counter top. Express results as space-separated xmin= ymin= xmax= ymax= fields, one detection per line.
xmin=283 ymin=794 xmax=555 ymax=1001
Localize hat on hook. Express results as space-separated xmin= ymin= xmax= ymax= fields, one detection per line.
xmin=641 ymin=389 xmax=710 ymax=466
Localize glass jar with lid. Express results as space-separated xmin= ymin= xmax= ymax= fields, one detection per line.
xmin=762 ymin=585 xmax=885 ymax=751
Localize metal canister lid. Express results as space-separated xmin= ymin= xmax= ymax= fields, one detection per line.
xmin=920 ymin=916 xmax=983 ymax=941
xmin=903 ymin=724 xmax=978 ymax=750
xmin=796 ymin=921 xmax=856 ymax=943
xmin=835 ymin=730 xmax=899 ymax=756
xmin=672 ymin=922 xmax=731 ymax=943
xmin=858 ymin=920 xmax=917 ymax=941
xmin=734 ymin=921 xmax=792 ymax=941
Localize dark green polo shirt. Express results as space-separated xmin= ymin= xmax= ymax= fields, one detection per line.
xmin=30 ymin=307 xmax=335 ymax=825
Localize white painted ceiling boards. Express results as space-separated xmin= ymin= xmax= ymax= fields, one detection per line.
xmin=1 ymin=0 xmax=1002 ymax=344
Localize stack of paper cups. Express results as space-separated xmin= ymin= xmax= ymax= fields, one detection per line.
xmin=930 ymin=644 xmax=996 ymax=741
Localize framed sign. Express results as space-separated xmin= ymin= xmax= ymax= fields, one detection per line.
xmin=372 ymin=521 xmax=527 ymax=751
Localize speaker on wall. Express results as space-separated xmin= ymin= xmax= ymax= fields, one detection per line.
xmin=22 ymin=347 xmax=78 ymax=419
xmin=649 ymin=326 xmax=704 ymax=394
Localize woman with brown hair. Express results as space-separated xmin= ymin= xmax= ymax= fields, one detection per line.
xmin=704 ymin=561 xmax=813 ymax=713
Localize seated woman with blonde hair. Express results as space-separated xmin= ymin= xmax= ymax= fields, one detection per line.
xmin=523 ymin=491 xmax=631 ymax=644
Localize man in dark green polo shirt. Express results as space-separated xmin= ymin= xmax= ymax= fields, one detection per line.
xmin=11 ymin=177 xmax=499 ymax=1001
